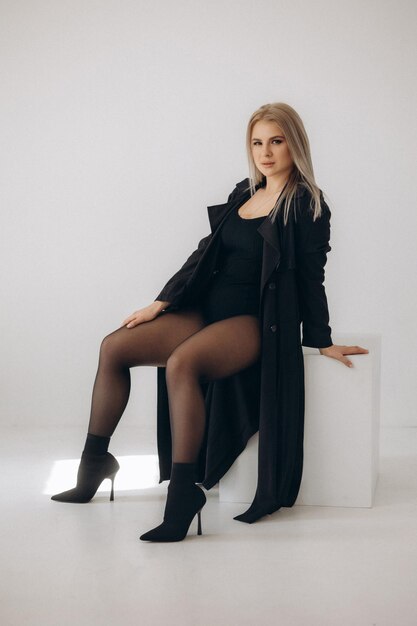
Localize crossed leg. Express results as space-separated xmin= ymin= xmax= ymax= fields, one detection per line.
xmin=87 ymin=306 xmax=207 ymax=437
xmin=166 ymin=314 xmax=261 ymax=462
xmin=87 ymin=306 xmax=261 ymax=464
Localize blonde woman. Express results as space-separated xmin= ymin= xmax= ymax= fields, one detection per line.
xmin=51 ymin=102 xmax=368 ymax=541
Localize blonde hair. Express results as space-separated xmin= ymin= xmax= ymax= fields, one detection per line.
xmin=245 ymin=102 xmax=329 ymax=225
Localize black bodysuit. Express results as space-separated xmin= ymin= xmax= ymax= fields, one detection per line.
xmin=200 ymin=204 xmax=267 ymax=324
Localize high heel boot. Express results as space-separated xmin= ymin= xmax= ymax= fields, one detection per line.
xmin=51 ymin=451 xmax=120 ymax=503
xmin=140 ymin=462 xmax=206 ymax=542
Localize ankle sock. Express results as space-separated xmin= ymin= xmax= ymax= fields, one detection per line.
xmin=83 ymin=433 xmax=111 ymax=456
xmin=169 ymin=462 xmax=197 ymax=487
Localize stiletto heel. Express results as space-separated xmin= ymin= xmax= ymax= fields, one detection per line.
xmin=197 ymin=510 xmax=202 ymax=535
xmin=109 ymin=472 xmax=117 ymax=501
xmin=51 ymin=452 xmax=120 ymax=503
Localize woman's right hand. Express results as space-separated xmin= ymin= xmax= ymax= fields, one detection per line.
xmin=122 ymin=301 xmax=171 ymax=328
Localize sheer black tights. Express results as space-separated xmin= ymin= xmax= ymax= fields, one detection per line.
xmin=87 ymin=308 xmax=261 ymax=463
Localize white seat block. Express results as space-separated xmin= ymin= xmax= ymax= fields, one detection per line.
xmin=219 ymin=333 xmax=381 ymax=508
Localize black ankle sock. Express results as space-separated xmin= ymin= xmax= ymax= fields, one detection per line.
xmin=170 ymin=462 xmax=197 ymax=486
xmin=83 ymin=433 xmax=111 ymax=456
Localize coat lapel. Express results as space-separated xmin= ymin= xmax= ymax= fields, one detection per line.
xmin=206 ymin=179 xmax=283 ymax=294
xmin=206 ymin=178 xmax=259 ymax=233
xmin=257 ymin=216 xmax=281 ymax=295
xmin=206 ymin=201 xmax=231 ymax=233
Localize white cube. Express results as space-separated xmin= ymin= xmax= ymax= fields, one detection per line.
xmin=219 ymin=333 xmax=381 ymax=508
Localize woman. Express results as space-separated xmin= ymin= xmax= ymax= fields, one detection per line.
xmin=51 ymin=102 xmax=368 ymax=541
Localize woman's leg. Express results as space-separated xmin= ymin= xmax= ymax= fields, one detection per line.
xmin=139 ymin=314 xmax=262 ymax=541
xmin=165 ymin=314 xmax=262 ymax=463
xmin=51 ymin=307 xmax=208 ymax=504
xmin=87 ymin=307 xmax=207 ymax=438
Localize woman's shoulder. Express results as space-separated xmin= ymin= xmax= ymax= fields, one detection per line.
xmin=295 ymin=185 xmax=331 ymax=219
xmin=235 ymin=177 xmax=251 ymax=190
xmin=293 ymin=186 xmax=332 ymax=252
xmin=226 ymin=178 xmax=251 ymax=202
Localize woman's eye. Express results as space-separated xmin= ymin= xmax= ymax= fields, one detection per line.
xmin=252 ymin=140 xmax=282 ymax=145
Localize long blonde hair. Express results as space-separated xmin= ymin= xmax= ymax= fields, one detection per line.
xmin=245 ymin=102 xmax=328 ymax=225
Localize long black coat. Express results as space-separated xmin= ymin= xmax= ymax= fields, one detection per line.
xmin=153 ymin=177 xmax=332 ymax=523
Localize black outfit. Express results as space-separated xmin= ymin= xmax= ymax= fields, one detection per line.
xmin=200 ymin=205 xmax=267 ymax=323
xmin=51 ymin=178 xmax=333 ymax=529
xmin=154 ymin=177 xmax=333 ymax=524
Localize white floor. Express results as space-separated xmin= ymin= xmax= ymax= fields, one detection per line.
xmin=1 ymin=424 xmax=416 ymax=626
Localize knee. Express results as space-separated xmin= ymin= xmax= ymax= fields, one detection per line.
xmin=99 ymin=332 xmax=124 ymax=365
xmin=166 ymin=350 xmax=197 ymax=382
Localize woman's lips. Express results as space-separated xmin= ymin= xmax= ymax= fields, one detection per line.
xmin=262 ymin=162 xmax=275 ymax=167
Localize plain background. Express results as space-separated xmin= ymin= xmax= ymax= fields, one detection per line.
xmin=1 ymin=0 xmax=416 ymax=431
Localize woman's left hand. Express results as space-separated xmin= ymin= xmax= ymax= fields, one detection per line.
xmin=319 ymin=344 xmax=369 ymax=368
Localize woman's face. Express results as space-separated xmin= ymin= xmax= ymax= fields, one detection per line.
xmin=251 ymin=120 xmax=294 ymax=181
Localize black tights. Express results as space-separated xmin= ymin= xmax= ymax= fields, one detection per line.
xmin=87 ymin=307 xmax=262 ymax=463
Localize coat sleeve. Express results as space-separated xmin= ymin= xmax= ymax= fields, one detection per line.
xmin=154 ymin=185 xmax=240 ymax=308
xmin=295 ymin=192 xmax=333 ymax=348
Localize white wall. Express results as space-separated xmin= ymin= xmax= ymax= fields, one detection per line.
xmin=1 ymin=0 xmax=416 ymax=430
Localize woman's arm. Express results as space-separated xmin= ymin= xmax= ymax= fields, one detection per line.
xmin=295 ymin=192 xmax=369 ymax=367
xmin=295 ymin=193 xmax=333 ymax=349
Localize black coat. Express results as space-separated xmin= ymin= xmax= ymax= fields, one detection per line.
xmin=153 ymin=177 xmax=332 ymax=523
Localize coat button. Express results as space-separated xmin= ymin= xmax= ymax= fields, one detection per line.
xmin=270 ymin=324 xmax=277 ymax=332
xmin=268 ymin=282 xmax=276 ymax=290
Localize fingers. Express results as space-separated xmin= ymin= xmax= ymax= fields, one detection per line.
xmin=122 ymin=307 xmax=158 ymax=328
xmin=329 ymin=349 xmax=353 ymax=368
xmin=324 ymin=351 xmax=353 ymax=368
xmin=345 ymin=345 xmax=370 ymax=354
xmin=127 ymin=315 xmax=146 ymax=328
xmin=122 ymin=315 xmax=136 ymax=327
xmin=122 ymin=310 xmax=139 ymax=324
xmin=334 ymin=345 xmax=370 ymax=354
xmin=343 ymin=345 xmax=369 ymax=367
xmin=337 ymin=345 xmax=370 ymax=367
xmin=320 ymin=344 xmax=371 ymax=368
xmin=122 ymin=310 xmax=143 ymax=328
